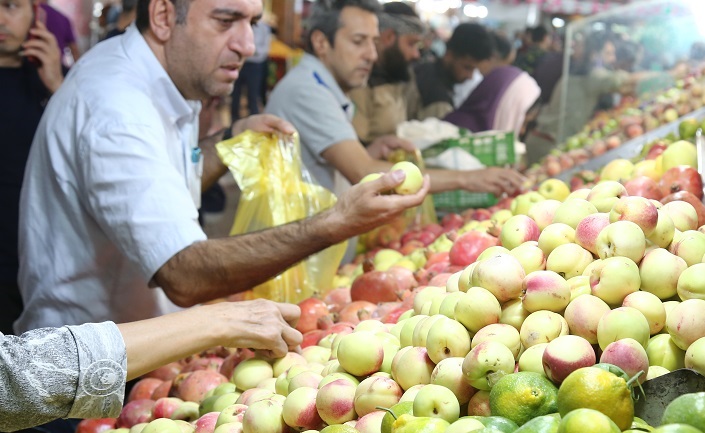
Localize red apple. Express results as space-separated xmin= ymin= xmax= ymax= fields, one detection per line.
xmin=661 ymin=191 xmax=705 ymax=227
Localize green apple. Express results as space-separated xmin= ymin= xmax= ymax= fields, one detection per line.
xmin=543 ymin=335 xmax=597 ymax=384
xmin=511 ymin=191 xmax=546 ymax=216
xmin=242 ymin=399 xmax=287 ymax=432
xmin=666 ymin=299 xmax=705 ymax=350
xmin=412 ymin=384 xmax=461 ymax=423
xmin=519 ymin=310 xmax=570 ymax=349
xmin=661 ymin=140 xmax=697 ymax=171
xmin=391 ymin=161 xmax=424 ymax=195
xmin=500 ymin=215 xmax=541 ymax=250
xmin=353 ymin=375 xmax=403 ymax=417
xmin=476 ymin=245 xmax=511 ymax=262
xmin=595 ymin=220 xmax=646 ymax=264
xmin=587 ymin=181 xmax=629 ymax=212
xmin=563 ymin=294 xmax=611 ymax=344
xmin=522 ymin=270 xmax=571 ymax=313
xmin=231 ymin=358 xmax=273 ymax=391
xmin=671 ymin=231 xmax=705 ymax=268
xmin=509 ymin=241 xmax=546 ymax=276
xmin=337 ymin=331 xmax=384 ymax=376
xmin=438 ymin=291 xmax=465 ymax=320
xmin=640 ymin=248 xmax=687 ymax=300
xmin=552 ymin=198 xmax=598 ymax=229
xmin=141 ymin=419 xmax=182 ymax=433
xmin=528 ymin=199 xmax=563 ymax=231
xmin=647 ymin=209 xmax=676 ymax=248
xmin=381 ymin=401 xmax=413 ymax=433
xmin=470 ymin=323 xmax=521 ymax=359
xmin=461 ymin=341 xmax=516 ymax=390
xmin=400 ymin=314 xmax=428 ymax=347
xmin=677 ymin=262 xmax=705 ymax=300
xmin=599 ymin=338 xmax=649 ymax=384
xmin=454 ymin=287 xmax=501 ymax=334
xmin=471 ymin=253 xmax=526 ymax=303
xmin=645 ymin=334 xmax=685 ymax=371
xmin=538 ymin=223 xmax=575 ymax=256
xmin=430 ymin=357 xmax=475 ymax=405
xmin=499 ymin=298 xmax=531 ymax=332
xmin=597 ymin=307 xmax=651 ymax=350
xmin=518 ymin=343 xmax=549 ymax=375
xmin=600 ymin=159 xmax=634 ymax=182
xmin=425 ymin=316 xmax=472 ymax=364
xmin=411 ymin=315 xmax=446 ymax=348
xmin=609 ymin=196 xmax=659 ymax=237
xmin=546 ymin=243 xmax=594 ymax=280
xmin=391 ymin=346 xmax=436 ymax=391
xmin=446 ymin=417 xmax=486 ymax=433
xmin=622 ymin=291 xmax=667 ymax=335
xmin=662 ymin=200 xmax=699 ymax=232
xmin=684 ymin=336 xmax=705 ymax=375
xmin=538 ymin=178 xmax=571 ymax=201
xmin=566 ymin=275 xmax=591 ymax=300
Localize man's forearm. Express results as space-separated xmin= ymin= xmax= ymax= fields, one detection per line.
xmin=199 ymin=129 xmax=229 ymax=191
xmin=154 ymin=208 xmax=342 ymax=307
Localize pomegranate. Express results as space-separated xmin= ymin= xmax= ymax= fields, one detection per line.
xmin=441 ymin=213 xmax=465 ymax=231
xmin=350 ymin=261 xmax=402 ymax=304
xmin=117 ymin=399 xmax=155 ymax=427
xmin=323 ymin=287 xmax=351 ymax=314
xmin=448 ymin=231 xmax=499 ymax=266
xmin=624 ymin=176 xmax=663 ymax=200
xmin=150 ymin=380 xmax=172 ymax=400
xmin=385 ymin=265 xmax=418 ymax=292
xmin=127 ymin=377 xmax=163 ymax=402
xmin=181 ymin=356 xmax=224 ymax=374
xmin=175 ymin=369 xmax=228 ymax=403
xmin=143 ymin=362 xmax=182 ymax=382
xmin=371 ymin=301 xmax=403 ymax=321
xmin=382 ymin=306 xmax=409 ymax=324
xmin=301 ymin=329 xmax=327 ymax=348
xmin=338 ymin=301 xmax=377 ymax=324
xmin=296 ymin=297 xmax=330 ymax=334
xmin=76 ymin=418 xmax=117 ymax=433
xmin=658 ymin=166 xmax=704 ymax=199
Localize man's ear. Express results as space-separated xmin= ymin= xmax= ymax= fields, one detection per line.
xmin=310 ymin=29 xmax=331 ymax=57
xmin=379 ymin=28 xmax=396 ymax=48
xmin=149 ymin=0 xmax=176 ymax=42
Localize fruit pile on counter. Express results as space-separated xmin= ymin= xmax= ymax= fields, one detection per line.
xmin=78 ymin=156 xmax=705 ymax=433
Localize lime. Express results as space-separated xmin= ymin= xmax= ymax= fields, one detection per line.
xmin=557 ymin=367 xmax=634 ymax=430
xmin=652 ymin=425 xmax=703 ymax=433
xmin=381 ymin=401 xmax=413 ymax=433
xmin=558 ymin=408 xmax=621 ymax=433
xmin=662 ymin=392 xmax=705 ymax=431
xmin=467 ymin=415 xmax=520 ymax=433
xmin=490 ymin=371 xmax=559 ymax=426
xmin=514 ymin=414 xmax=560 ymax=433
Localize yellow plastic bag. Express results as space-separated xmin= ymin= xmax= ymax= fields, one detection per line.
xmin=216 ymin=131 xmax=347 ymax=303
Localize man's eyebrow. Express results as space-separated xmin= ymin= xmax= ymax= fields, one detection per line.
xmin=211 ymin=8 xmax=259 ymax=19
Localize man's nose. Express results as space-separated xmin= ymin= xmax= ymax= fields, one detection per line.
xmin=229 ymin=23 xmax=256 ymax=58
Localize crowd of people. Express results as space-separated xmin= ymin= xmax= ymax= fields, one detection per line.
xmin=0 ymin=0 xmax=693 ymax=431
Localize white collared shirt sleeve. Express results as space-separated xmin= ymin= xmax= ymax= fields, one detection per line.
xmin=77 ymin=119 xmax=207 ymax=283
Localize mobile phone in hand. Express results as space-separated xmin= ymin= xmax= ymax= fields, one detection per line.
xmin=27 ymin=2 xmax=41 ymax=65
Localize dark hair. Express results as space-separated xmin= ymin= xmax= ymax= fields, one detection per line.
xmin=491 ymin=31 xmax=513 ymax=61
xmin=122 ymin=0 xmax=138 ymax=13
xmin=304 ymin=0 xmax=381 ymax=54
xmin=530 ymin=25 xmax=548 ymax=44
xmin=445 ymin=22 xmax=494 ymax=61
xmin=382 ymin=1 xmax=415 ymax=17
xmin=135 ymin=0 xmax=190 ymax=32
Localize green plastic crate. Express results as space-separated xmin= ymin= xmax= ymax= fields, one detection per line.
xmin=421 ymin=129 xmax=516 ymax=211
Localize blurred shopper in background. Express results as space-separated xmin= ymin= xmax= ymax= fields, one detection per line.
xmin=230 ymin=20 xmax=272 ymax=122
xmin=444 ymin=31 xmax=540 ymax=137
xmin=38 ymin=0 xmax=80 ymax=67
xmin=266 ymin=0 xmax=524 ymax=198
xmin=0 ymin=0 xmax=64 ymax=336
xmin=349 ymin=1 xmax=424 ymax=144
xmin=410 ymin=22 xmax=495 ymax=120
xmin=513 ymin=25 xmax=550 ymax=76
xmin=103 ymin=0 xmax=138 ymax=39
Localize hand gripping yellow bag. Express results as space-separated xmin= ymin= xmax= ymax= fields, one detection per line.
xmin=216 ymin=131 xmax=346 ymax=303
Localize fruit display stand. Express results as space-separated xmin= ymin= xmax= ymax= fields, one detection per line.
xmin=555 ymin=106 xmax=705 ymax=182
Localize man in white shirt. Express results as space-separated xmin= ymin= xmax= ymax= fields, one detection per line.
xmin=16 ymin=0 xmax=429 ymax=333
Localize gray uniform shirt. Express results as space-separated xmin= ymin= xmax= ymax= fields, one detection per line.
xmin=0 ymin=322 xmax=126 ymax=432
xmin=265 ymin=53 xmax=358 ymax=192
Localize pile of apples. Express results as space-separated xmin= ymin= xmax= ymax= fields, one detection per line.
xmin=82 ymin=155 xmax=705 ymax=433
xmin=525 ymin=72 xmax=705 ymax=181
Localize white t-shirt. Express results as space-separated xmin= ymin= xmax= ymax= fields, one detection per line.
xmin=15 ymin=25 xmax=207 ymax=333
